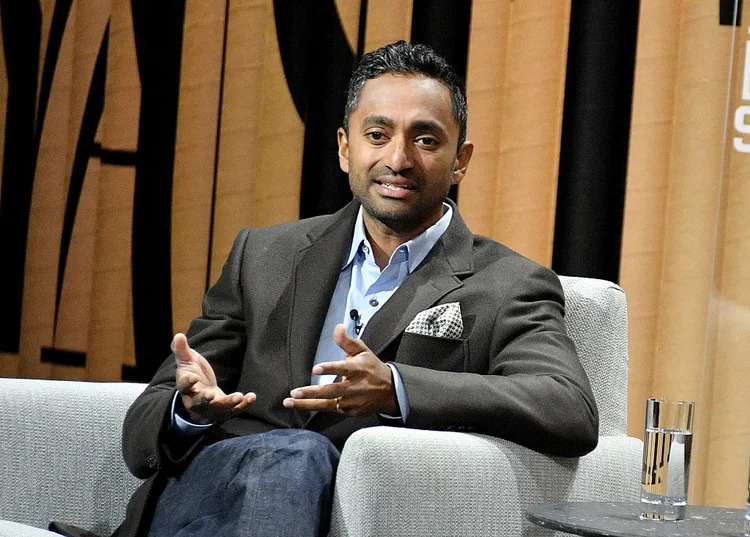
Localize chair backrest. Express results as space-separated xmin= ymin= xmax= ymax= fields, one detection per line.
xmin=559 ymin=276 xmax=629 ymax=436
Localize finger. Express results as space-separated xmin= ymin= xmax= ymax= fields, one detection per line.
xmin=282 ymin=397 xmax=339 ymax=412
xmin=193 ymin=391 xmax=237 ymax=412
xmin=181 ymin=389 xmax=217 ymax=421
xmin=175 ymin=371 xmax=200 ymax=394
xmin=171 ymin=333 xmax=193 ymax=364
xmin=205 ymin=392 xmax=254 ymax=417
xmin=186 ymin=391 xmax=256 ymax=423
xmin=333 ymin=323 xmax=369 ymax=356
xmin=312 ymin=360 xmax=356 ymax=377
xmin=238 ymin=392 xmax=257 ymax=407
xmin=289 ymin=383 xmax=345 ymax=401
xmin=223 ymin=391 xmax=257 ymax=411
xmin=193 ymin=388 xmax=217 ymax=405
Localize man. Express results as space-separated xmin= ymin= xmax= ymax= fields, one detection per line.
xmin=118 ymin=41 xmax=598 ymax=537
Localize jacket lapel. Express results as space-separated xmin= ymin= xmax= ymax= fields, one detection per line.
xmin=360 ymin=248 xmax=459 ymax=356
xmin=306 ymin=201 xmax=475 ymax=432
xmin=287 ymin=202 xmax=360 ymax=423
xmin=361 ymin=201 xmax=475 ymax=357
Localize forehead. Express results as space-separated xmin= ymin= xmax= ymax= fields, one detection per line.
xmin=352 ymin=74 xmax=457 ymax=132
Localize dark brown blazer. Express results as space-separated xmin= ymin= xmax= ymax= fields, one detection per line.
xmin=115 ymin=199 xmax=598 ymax=537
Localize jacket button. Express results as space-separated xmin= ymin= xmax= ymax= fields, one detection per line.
xmin=147 ymin=455 xmax=158 ymax=469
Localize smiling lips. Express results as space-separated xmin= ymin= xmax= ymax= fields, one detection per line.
xmin=374 ymin=178 xmax=417 ymax=199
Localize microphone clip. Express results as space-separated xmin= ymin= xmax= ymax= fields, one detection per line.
xmin=349 ymin=309 xmax=363 ymax=335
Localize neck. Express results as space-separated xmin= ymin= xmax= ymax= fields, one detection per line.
xmin=362 ymin=209 xmax=442 ymax=270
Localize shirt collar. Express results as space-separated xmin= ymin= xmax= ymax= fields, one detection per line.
xmin=343 ymin=202 xmax=453 ymax=273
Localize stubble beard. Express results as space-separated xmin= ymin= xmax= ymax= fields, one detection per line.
xmin=351 ymin=168 xmax=450 ymax=235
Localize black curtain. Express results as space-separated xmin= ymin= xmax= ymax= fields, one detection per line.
xmin=411 ymin=0 xmax=472 ymax=203
xmin=0 ymin=2 xmax=41 ymax=352
xmin=552 ymin=1 xmax=640 ymax=283
xmin=128 ymin=0 xmax=186 ymax=381
xmin=275 ymin=0 xmax=356 ymax=219
xmin=276 ymin=0 xmax=474 ymax=218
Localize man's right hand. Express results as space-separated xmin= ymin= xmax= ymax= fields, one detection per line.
xmin=173 ymin=333 xmax=256 ymax=424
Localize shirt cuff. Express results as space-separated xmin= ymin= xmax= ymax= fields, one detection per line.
xmin=170 ymin=391 xmax=213 ymax=436
xmin=379 ymin=362 xmax=409 ymax=423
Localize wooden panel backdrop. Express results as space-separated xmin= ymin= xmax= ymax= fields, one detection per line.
xmin=703 ymin=0 xmax=750 ymax=508
xmin=0 ymin=0 xmax=747 ymax=508
xmin=621 ymin=0 xmax=750 ymax=508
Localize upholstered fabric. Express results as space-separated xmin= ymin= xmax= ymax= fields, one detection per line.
xmin=331 ymin=430 xmax=642 ymax=537
xmin=329 ymin=276 xmax=639 ymax=537
xmin=560 ymin=276 xmax=629 ymax=436
xmin=0 ymin=380 xmax=145 ymax=536
xmin=0 ymin=276 xmax=640 ymax=537
xmin=0 ymin=521 xmax=59 ymax=537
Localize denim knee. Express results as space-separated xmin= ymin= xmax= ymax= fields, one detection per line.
xmin=150 ymin=429 xmax=340 ymax=537
xmin=202 ymin=429 xmax=340 ymax=471
xmin=262 ymin=429 xmax=341 ymax=470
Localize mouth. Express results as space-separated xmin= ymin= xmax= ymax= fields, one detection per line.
xmin=376 ymin=180 xmax=416 ymax=192
xmin=373 ymin=178 xmax=417 ymax=200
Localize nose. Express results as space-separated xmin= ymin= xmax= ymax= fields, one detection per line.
xmin=384 ymin=137 xmax=414 ymax=174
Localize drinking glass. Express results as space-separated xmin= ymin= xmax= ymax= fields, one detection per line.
xmin=640 ymin=398 xmax=694 ymax=521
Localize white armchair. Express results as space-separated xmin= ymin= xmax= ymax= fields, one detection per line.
xmin=330 ymin=276 xmax=643 ymax=536
xmin=0 ymin=276 xmax=641 ymax=537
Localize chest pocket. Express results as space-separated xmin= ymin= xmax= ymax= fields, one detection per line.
xmin=393 ymin=332 xmax=469 ymax=372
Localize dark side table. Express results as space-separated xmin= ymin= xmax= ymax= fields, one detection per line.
xmin=526 ymin=501 xmax=746 ymax=537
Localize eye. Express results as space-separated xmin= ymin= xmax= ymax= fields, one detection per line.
xmin=365 ymin=131 xmax=388 ymax=143
xmin=416 ymin=136 xmax=439 ymax=147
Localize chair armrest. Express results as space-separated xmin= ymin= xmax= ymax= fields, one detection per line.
xmin=0 ymin=379 xmax=146 ymax=535
xmin=331 ymin=427 xmax=643 ymax=537
xmin=0 ymin=521 xmax=60 ymax=537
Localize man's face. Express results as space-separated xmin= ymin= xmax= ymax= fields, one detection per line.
xmin=338 ymin=74 xmax=473 ymax=235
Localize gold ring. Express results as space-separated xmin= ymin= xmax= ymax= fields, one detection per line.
xmin=335 ymin=397 xmax=342 ymax=413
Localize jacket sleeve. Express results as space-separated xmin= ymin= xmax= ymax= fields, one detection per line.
xmin=394 ymin=265 xmax=599 ymax=457
xmin=122 ymin=228 xmax=251 ymax=479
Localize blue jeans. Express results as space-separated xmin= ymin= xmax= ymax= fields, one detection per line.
xmin=147 ymin=429 xmax=340 ymax=537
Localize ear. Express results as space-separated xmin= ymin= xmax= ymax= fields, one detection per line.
xmin=451 ymin=141 xmax=474 ymax=185
xmin=337 ymin=128 xmax=350 ymax=173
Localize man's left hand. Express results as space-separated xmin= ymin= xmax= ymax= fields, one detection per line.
xmin=282 ymin=323 xmax=399 ymax=416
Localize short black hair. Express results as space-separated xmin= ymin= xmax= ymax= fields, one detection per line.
xmin=344 ymin=41 xmax=468 ymax=148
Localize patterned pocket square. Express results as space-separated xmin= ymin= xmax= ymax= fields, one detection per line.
xmin=405 ymin=302 xmax=463 ymax=339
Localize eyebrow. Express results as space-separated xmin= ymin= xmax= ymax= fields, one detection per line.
xmin=411 ymin=119 xmax=446 ymax=137
xmin=363 ymin=115 xmax=395 ymax=129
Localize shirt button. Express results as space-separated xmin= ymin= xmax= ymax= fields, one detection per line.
xmin=362 ymin=244 xmax=370 ymax=254
xmin=369 ymin=298 xmax=379 ymax=307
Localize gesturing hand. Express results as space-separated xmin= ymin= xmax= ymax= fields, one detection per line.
xmin=173 ymin=333 xmax=256 ymax=424
xmin=282 ymin=324 xmax=399 ymax=416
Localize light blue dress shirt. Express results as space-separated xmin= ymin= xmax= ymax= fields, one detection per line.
xmin=173 ymin=203 xmax=453 ymax=433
